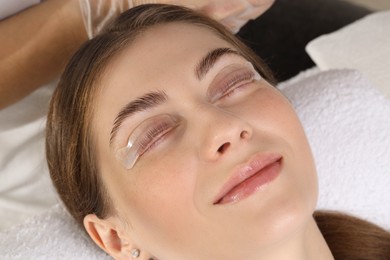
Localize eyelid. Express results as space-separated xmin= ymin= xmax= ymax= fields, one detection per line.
xmin=116 ymin=114 xmax=180 ymax=170
xmin=208 ymin=62 xmax=262 ymax=102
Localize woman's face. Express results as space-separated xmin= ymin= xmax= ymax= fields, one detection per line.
xmin=92 ymin=23 xmax=318 ymax=259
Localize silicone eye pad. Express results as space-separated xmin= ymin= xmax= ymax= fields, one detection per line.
xmin=247 ymin=61 xmax=262 ymax=81
xmin=116 ymin=114 xmax=180 ymax=170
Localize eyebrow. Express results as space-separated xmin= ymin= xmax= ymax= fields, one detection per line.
xmin=195 ymin=47 xmax=240 ymax=80
xmin=110 ymin=90 xmax=168 ymax=144
xmin=110 ymin=47 xmax=242 ymax=145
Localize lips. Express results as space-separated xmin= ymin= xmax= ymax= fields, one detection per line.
xmin=214 ymin=153 xmax=282 ymax=205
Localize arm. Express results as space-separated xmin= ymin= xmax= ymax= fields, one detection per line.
xmin=0 ymin=0 xmax=87 ymax=109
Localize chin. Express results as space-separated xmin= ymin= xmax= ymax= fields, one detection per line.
xmin=249 ymin=189 xmax=317 ymax=249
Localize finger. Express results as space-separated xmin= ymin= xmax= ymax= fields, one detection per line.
xmin=201 ymin=1 xmax=248 ymax=21
xmin=247 ymin=0 xmax=275 ymax=7
xmin=236 ymin=5 xmax=269 ymax=20
xmin=220 ymin=16 xmax=248 ymax=33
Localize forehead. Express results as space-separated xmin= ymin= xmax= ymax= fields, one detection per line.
xmin=101 ymin=23 xmax=232 ymax=93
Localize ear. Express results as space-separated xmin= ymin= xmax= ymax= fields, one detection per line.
xmin=83 ymin=214 xmax=133 ymax=259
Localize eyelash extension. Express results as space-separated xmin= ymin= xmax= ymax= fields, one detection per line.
xmin=219 ymin=70 xmax=256 ymax=98
xmin=208 ymin=62 xmax=262 ymax=102
xmin=116 ymin=114 xmax=180 ymax=170
xmin=136 ymin=120 xmax=175 ymax=155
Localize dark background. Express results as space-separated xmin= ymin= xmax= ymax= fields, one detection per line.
xmin=237 ymin=0 xmax=371 ymax=82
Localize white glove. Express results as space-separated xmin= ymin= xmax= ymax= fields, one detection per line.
xmin=79 ymin=0 xmax=160 ymax=39
xmin=79 ymin=0 xmax=275 ymax=39
xmin=176 ymin=0 xmax=275 ymax=33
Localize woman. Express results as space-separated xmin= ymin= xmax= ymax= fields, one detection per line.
xmin=0 ymin=0 xmax=273 ymax=230
xmin=46 ymin=4 xmax=390 ymax=259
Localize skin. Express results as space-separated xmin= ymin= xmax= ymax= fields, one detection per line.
xmin=84 ymin=23 xmax=333 ymax=260
xmin=0 ymin=0 xmax=86 ymax=109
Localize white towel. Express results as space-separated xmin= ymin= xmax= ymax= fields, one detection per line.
xmin=0 ymin=204 xmax=110 ymax=259
xmin=280 ymin=69 xmax=390 ymax=229
xmin=306 ymin=11 xmax=390 ymax=99
xmin=0 ymin=81 xmax=58 ymax=231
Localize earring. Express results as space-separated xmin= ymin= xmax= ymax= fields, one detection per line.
xmin=131 ymin=248 xmax=140 ymax=258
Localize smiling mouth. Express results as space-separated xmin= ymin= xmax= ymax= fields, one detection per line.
xmin=214 ymin=154 xmax=282 ymax=205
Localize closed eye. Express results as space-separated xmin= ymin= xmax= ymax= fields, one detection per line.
xmin=209 ymin=64 xmax=260 ymax=103
xmin=217 ymin=69 xmax=255 ymax=99
xmin=116 ymin=114 xmax=180 ymax=170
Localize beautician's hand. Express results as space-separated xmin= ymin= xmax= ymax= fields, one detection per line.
xmin=79 ymin=0 xmax=275 ymax=38
xmin=79 ymin=0 xmax=159 ymax=39
xmin=176 ymin=0 xmax=275 ymax=33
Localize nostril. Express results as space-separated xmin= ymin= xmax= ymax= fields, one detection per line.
xmin=240 ymin=130 xmax=250 ymax=139
xmin=217 ymin=142 xmax=230 ymax=154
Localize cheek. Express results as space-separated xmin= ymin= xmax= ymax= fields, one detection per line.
xmin=266 ymin=93 xmax=319 ymax=213
xmin=116 ymin=151 xmax=201 ymax=250
xmin=239 ymin=87 xmax=304 ymax=138
xmin=240 ymin=86 xmax=318 ymax=227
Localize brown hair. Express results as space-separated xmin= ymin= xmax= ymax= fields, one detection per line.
xmin=46 ymin=4 xmax=390 ymax=258
xmin=46 ymin=4 xmax=274 ymax=226
xmin=314 ymin=211 xmax=390 ymax=259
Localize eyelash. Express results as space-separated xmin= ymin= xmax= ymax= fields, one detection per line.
xmin=116 ymin=114 xmax=179 ymax=170
xmin=135 ymin=119 xmax=177 ymax=156
xmin=216 ymin=70 xmax=256 ymax=100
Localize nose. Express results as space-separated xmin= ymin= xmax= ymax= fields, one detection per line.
xmin=197 ymin=107 xmax=252 ymax=162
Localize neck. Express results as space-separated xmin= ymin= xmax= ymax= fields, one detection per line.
xmin=255 ymin=217 xmax=334 ymax=260
xmin=301 ymin=217 xmax=334 ymax=260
